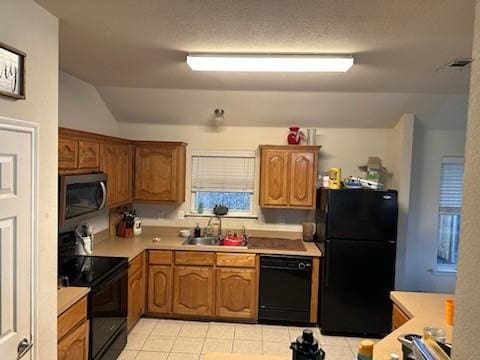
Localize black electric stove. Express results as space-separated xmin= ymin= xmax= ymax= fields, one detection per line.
xmin=59 ymin=232 xmax=129 ymax=360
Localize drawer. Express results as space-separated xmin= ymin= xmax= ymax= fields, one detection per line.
xmin=149 ymin=250 xmax=173 ymax=265
xmin=216 ymin=253 xmax=256 ymax=268
xmin=175 ymin=251 xmax=215 ymax=266
xmin=129 ymin=252 xmax=144 ymax=276
xmin=58 ymin=296 xmax=88 ymax=341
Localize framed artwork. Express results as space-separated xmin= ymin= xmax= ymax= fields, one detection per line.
xmin=0 ymin=42 xmax=26 ymax=100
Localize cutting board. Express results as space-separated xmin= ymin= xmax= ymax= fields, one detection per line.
xmin=247 ymin=237 xmax=307 ymax=251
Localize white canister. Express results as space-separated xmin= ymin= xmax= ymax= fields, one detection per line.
xmin=306 ymin=128 xmax=317 ymax=145
xmin=133 ymin=217 xmax=142 ymax=236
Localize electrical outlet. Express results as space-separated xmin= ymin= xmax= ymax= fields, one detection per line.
xmin=279 ymin=215 xmax=286 ymax=224
xmin=157 ymin=211 xmax=165 ymax=219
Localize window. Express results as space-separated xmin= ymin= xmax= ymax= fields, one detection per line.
xmin=437 ymin=156 xmax=464 ymax=269
xmin=190 ymin=150 xmax=256 ymax=217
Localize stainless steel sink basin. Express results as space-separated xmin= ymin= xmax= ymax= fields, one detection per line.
xmin=182 ymin=236 xmax=221 ymax=246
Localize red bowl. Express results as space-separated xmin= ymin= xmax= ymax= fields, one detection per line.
xmin=223 ymin=237 xmax=243 ymax=246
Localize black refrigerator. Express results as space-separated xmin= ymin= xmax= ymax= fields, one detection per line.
xmin=316 ymin=188 xmax=398 ymax=337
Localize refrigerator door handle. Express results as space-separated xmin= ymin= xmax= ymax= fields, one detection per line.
xmin=324 ymin=241 xmax=330 ymax=287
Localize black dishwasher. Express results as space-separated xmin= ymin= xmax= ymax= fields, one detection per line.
xmin=259 ymin=255 xmax=313 ymax=324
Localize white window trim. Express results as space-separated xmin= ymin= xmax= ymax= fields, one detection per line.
xmin=187 ymin=149 xmax=258 ymax=218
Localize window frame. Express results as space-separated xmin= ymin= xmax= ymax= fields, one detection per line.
xmin=187 ymin=150 xmax=257 ymax=219
xmin=435 ymin=156 xmax=464 ymax=272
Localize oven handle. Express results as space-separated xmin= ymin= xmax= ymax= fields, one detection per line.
xmin=93 ymin=267 xmax=128 ymax=294
xmin=98 ymin=181 xmax=107 ymax=210
xmin=260 ymin=265 xmax=312 ymax=272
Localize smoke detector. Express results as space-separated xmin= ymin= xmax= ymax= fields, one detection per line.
xmin=436 ymin=58 xmax=473 ymax=71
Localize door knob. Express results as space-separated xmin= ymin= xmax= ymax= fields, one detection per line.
xmin=17 ymin=338 xmax=33 ymax=359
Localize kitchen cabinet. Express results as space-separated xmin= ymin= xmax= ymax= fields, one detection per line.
xmin=173 ymin=266 xmax=215 ymax=317
xmin=58 ymin=296 xmax=89 ymax=360
xmin=78 ymin=140 xmax=99 ymax=169
xmin=134 ymin=142 xmax=186 ymax=203
xmin=59 ymin=137 xmax=79 ymax=170
xmin=260 ymin=145 xmax=320 ymax=209
xmin=216 ymin=268 xmax=257 ymax=319
xmin=128 ymin=253 xmax=145 ymax=331
xmin=392 ymin=303 xmax=410 ymax=330
xmin=100 ymin=142 xmax=133 ymax=207
xmin=147 ymin=265 xmax=173 ymax=314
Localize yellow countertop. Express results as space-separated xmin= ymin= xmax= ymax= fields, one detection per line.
xmin=373 ymin=291 xmax=454 ymax=359
xmin=57 ymin=286 xmax=90 ymax=316
xmin=93 ymin=229 xmax=322 ymax=261
xmin=204 ymin=354 xmax=287 ymax=360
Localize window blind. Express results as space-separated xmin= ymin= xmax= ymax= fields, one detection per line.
xmin=439 ymin=157 xmax=464 ymax=210
xmin=191 ymin=151 xmax=255 ymax=192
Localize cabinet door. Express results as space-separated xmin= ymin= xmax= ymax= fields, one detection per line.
xmin=100 ymin=143 xmax=117 ymax=207
xmin=173 ymin=266 xmax=214 ymax=317
xmin=260 ymin=149 xmax=289 ymax=207
xmin=59 ymin=137 xmax=78 ymax=170
xmin=128 ymin=268 xmax=145 ymax=331
xmin=58 ymin=320 xmax=89 ymax=360
xmin=289 ymin=151 xmax=315 ymax=208
xmin=116 ymin=144 xmax=133 ymax=204
xmin=78 ymin=140 xmax=99 ymax=169
xmin=147 ymin=265 xmax=173 ymax=314
xmin=135 ymin=145 xmax=178 ymax=201
xmin=216 ymin=268 xmax=257 ymax=319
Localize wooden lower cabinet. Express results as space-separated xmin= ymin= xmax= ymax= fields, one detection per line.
xmin=58 ymin=296 xmax=89 ymax=360
xmin=173 ymin=266 xmax=215 ymax=317
xmin=392 ymin=303 xmax=410 ymax=330
xmin=58 ymin=320 xmax=89 ymax=360
xmin=127 ymin=254 xmax=145 ymax=331
xmin=216 ymin=268 xmax=257 ymax=319
xmin=148 ymin=265 xmax=173 ymax=314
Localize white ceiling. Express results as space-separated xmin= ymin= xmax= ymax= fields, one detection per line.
xmin=37 ymin=0 xmax=475 ymax=128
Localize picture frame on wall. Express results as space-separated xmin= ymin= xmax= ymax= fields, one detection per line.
xmin=0 ymin=42 xmax=26 ymax=100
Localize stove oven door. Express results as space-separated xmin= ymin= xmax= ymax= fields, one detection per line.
xmin=89 ymin=268 xmax=128 ymax=360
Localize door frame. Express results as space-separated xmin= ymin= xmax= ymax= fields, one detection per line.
xmin=0 ymin=116 xmax=39 ymax=359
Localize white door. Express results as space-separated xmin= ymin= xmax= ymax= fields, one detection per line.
xmin=0 ymin=118 xmax=37 ymax=360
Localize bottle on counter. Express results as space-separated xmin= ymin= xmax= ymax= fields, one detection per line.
xmin=194 ymin=223 xmax=201 ymax=237
xmin=357 ymin=340 xmax=374 ymax=360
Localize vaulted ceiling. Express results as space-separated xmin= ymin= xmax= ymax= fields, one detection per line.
xmin=37 ymin=0 xmax=476 ymax=127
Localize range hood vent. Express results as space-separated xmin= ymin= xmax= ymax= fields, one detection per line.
xmin=436 ymin=58 xmax=473 ymax=71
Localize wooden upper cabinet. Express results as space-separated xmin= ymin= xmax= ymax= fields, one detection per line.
xmin=173 ymin=266 xmax=215 ymax=317
xmin=216 ymin=268 xmax=257 ymax=319
xmin=259 ymin=145 xmax=320 ymax=209
xmin=260 ymin=149 xmax=289 ymax=207
xmin=116 ymin=144 xmax=133 ymax=204
xmin=134 ymin=143 xmax=186 ymax=203
xmin=78 ymin=140 xmax=99 ymax=169
xmin=59 ymin=137 xmax=79 ymax=170
xmin=289 ymin=151 xmax=315 ymax=207
xmin=100 ymin=143 xmax=118 ymax=206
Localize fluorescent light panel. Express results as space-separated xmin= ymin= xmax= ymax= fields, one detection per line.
xmin=186 ymin=54 xmax=354 ymax=72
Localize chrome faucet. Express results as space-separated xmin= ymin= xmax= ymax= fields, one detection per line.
xmin=207 ymin=215 xmax=222 ymax=237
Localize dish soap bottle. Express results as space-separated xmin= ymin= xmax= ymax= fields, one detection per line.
xmin=357 ymin=340 xmax=374 ymax=360
xmin=194 ymin=223 xmax=201 ymax=238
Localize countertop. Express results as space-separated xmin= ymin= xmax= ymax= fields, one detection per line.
xmin=373 ymin=291 xmax=454 ymax=359
xmin=204 ymin=354 xmax=286 ymax=360
xmin=57 ymin=286 xmax=90 ymax=316
xmin=93 ymin=229 xmax=322 ymax=261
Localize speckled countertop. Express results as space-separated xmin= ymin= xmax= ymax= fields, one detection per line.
xmin=92 ymin=227 xmax=322 ymax=261
xmin=57 ymin=287 xmax=90 ymax=316
xmin=373 ymin=291 xmax=454 ymax=359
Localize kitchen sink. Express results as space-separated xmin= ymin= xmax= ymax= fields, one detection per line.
xmin=182 ymin=236 xmax=221 ymax=246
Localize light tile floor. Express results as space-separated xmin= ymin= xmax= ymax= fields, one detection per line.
xmin=119 ymin=318 xmax=374 ymax=360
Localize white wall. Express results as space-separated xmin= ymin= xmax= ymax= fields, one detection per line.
xmin=59 ymin=71 xmax=119 ymax=136
xmin=403 ymin=127 xmax=466 ymax=293
xmin=0 ymin=0 xmax=58 ymax=358
xmin=119 ymin=122 xmax=392 ymax=231
xmin=453 ymin=1 xmax=480 ymax=358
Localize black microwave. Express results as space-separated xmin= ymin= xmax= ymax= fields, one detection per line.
xmin=59 ymin=173 xmax=107 ymax=230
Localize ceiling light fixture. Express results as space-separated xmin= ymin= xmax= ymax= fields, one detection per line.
xmin=186 ymin=54 xmax=354 ymax=72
